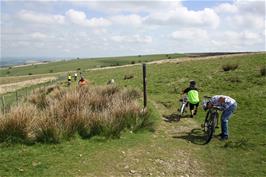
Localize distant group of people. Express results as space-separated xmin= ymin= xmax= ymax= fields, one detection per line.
xmin=67 ymin=73 xmax=115 ymax=87
xmin=182 ymin=80 xmax=237 ymax=141
xmin=67 ymin=72 xmax=88 ymax=87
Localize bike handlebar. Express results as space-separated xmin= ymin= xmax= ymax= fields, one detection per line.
xmin=203 ymin=95 xmax=212 ymax=99
xmin=211 ymin=106 xmax=223 ymax=111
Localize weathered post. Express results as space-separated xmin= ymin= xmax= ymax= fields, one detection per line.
xmin=142 ymin=63 xmax=147 ymax=108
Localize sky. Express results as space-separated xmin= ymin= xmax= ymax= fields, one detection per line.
xmin=1 ymin=0 xmax=265 ymax=59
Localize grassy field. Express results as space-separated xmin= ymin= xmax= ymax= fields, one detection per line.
xmin=0 ymin=53 xmax=265 ymax=176
xmin=0 ymin=53 xmax=183 ymax=77
xmin=83 ymin=53 xmax=266 ymax=176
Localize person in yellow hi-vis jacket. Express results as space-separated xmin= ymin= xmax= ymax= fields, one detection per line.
xmin=182 ymin=80 xmax=200 ymax=118
xmin=67 ymin=74 xmax=72 ymax=86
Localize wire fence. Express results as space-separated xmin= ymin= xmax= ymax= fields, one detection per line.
xmin=0 ymin=75 xmax=66 ymax=114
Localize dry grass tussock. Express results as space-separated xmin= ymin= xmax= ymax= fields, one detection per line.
xmin=222 ymin=63 xmax=239 ymax=72
xmin=0 ymin=85 xmax=150 ymax=144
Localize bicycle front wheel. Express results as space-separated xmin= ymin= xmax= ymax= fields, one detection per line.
xmin=203 ymin=112 xmax=217 ymax=144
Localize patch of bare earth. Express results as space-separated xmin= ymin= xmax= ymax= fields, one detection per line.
xmin=0 ymin=76 xmax=57 ymax=94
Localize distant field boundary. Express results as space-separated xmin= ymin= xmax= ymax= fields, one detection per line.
xmin=87 ymin=52 xmax=262 ymax=71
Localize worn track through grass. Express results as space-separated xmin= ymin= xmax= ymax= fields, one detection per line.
xmin=98 ymin=99 xmax=206 ymax=177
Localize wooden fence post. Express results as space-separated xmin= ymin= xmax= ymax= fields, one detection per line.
xmin=142 ymin=63 xmax=147 ymax=108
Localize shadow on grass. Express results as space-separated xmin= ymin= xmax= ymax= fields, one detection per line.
xmin=162 ymin=113 xmax=192 ymax=123
xmin=223 ymin=138 xmax=256 ymax=150
xmin=172 ymin=128 xmax=210 ymax=145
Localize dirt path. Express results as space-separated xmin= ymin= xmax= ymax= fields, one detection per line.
xmin=111 ymin=99 xmax=207 ymax=177
xmin=145 ymin=102 xmax=206 ymax=177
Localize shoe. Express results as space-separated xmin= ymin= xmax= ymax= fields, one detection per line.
xmin=218 ymin=133 xmax=223 ymax=137
xmin=193 ymin=110 xmax=197 ymax=115
xmin=220 ymin=135 xmax=228 ymax=141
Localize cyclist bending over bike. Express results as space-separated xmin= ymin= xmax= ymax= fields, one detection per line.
xmin=182 ymin=80 xmax=200 ymax=118
xmin=207 ymin=95 xmax=237 ymax=140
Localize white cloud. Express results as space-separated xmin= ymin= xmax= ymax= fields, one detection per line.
xmin=145 ymin=7 xmax=220 ymax=28
xmin=215 ymin=3 xmax=238 ymax=13
xmin=65 ymin=9 xmax=87 ymax=26
xmin=236 ymin=0 xmax=265 ymax=16
xmin=229 ymin=13 xmax=264 ymax=30
xmin=111 ymin=34 xmax=152 ymax=44
xmin=2 ymin=0 xmax=265 ymax=59
xmin=215 ymin=1 xmax=265 ymax=30
xmin=110 ymin=14 xmax=143 ymax=26
xmin=87 ymin=17 xmax=111 ymax=27
xmin=210 ymin=30 xmax=263 ymax=49
xmin=76 ymin=1 xmax=182 ymax=14
xmin=65 ymin=9 xmax=111 ymax=27
xmin=225 ymin=31 xmax=263 ymax=44
xmin=30 ymin=32 xmax=47 ymax=40
xmin=18 ymin=10 xmax=65 ymax=24
xmin=171 ymin=29 xmax=208 ymax=40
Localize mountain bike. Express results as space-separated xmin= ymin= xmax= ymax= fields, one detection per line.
xmin=178 ymin=95 xmax=188 ymax=116
xmin=202 ymin=96 xmax=222 ymax=144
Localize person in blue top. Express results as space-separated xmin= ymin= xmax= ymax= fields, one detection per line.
xmin=207 ymin=95 xmax=237 ymax=140
xmin=182 ymin=80 xmax=200 ymax=118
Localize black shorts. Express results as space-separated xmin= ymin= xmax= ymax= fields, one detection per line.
xmin=189 ymin=102 xmax=199 ymax=110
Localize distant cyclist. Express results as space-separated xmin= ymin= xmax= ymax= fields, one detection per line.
xmin=182 ymin=80 xmax=200 ymax=118
xmin=74 ymin=73 xmax=78 ymax=81
xmin=78 ymin=76 xmax=87 ymax=87
xmin=67 ymin=74 xmax=72 ymax=86
xmin=207 ymin=95 xmax=237 ymax=140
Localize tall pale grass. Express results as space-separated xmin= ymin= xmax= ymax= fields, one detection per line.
xmin=0 ymin=104 xmax=37 ymax=143
xmin=0 ymin=85 xmax=149 ymax=143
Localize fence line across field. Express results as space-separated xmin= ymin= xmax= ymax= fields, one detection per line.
xmin=0 ymin=76 xmax=64 ymax=114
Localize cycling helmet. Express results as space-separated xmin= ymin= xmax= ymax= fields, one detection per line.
xmin=189 ymin=80 xmax=196 ymax=87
